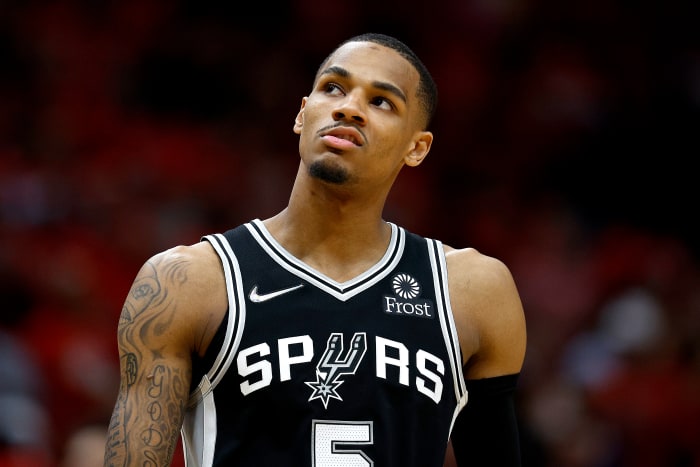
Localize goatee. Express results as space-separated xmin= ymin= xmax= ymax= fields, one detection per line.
xmin=308 ymin=160 xmax=349 ymax=184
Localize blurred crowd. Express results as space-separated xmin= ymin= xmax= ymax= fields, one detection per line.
xmin=0 ymin=1 xmax=698 ymax=466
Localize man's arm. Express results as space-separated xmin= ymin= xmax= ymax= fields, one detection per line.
xmin=451 ymin=374 xmax=522 ymax=466
xmin=103 ymin=244 xmax=223 ymax=467
xmin=445 ymin=248 xmax=527 ymax=467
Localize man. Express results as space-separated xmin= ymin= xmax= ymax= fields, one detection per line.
xmin=103 ymin=33 xmax=526 ymax=467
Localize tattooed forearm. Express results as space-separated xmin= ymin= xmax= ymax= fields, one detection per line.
xmin=104 ymin=253 xmax=193 ymax=467
xmin=138 ymin=364 xmax=189 ymax=465
xmin=104 ymin=353 xmax=139 ymax=467
xmin=105 ymin=362 xmax=189 ymax=466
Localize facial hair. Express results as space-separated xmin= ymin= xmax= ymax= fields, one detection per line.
xmin=308 ymin=159 xmax=349 ymax=184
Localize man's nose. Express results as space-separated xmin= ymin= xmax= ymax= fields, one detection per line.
xmin=332 ymin=94 xmax=367 ymax=125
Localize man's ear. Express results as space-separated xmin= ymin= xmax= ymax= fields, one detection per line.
xmin=293 ymin=97 xmax=308 ymax=135
xmin=404 ymin=131 xmax=433 ymax=167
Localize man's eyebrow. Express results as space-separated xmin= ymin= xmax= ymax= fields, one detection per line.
xmin=320 ymin=65 xmax=408 ymax=104
xmin=321 ymin=65 xmax=350 ymax=79
xmin=372 ymin=80 xmax=407 ymax=104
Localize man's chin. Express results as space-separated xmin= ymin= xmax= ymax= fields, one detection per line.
xmin=308 ymin=160 xmax=349 ymax=185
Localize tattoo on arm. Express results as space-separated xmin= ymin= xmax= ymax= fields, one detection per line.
xmin=104 ymin=256 xmax=192 ymax=467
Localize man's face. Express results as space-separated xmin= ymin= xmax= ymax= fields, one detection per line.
xmin=293 ymin=41 xmax=430 ymax=189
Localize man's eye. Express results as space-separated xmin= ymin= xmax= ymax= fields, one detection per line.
xmin=324 ymin=83 xmax=343 ymax=95
xmin=371 ymin=96 xmax=393 ymax=110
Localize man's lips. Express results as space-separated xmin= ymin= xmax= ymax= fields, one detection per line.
xmin=320 ymin=126 xmax=365 ymax=148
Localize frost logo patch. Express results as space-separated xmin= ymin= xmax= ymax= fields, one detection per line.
xmin=384 ymin=273 xmax=435 ymax=319
xmin=392 ymin=273 xmax=421 ymax=298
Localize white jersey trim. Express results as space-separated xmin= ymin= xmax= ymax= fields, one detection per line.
xmin=188 ymin=233 xmax=247 ymax=402
xmin=182 ymin=376 xmax=217 ymax=467
xmin=426 ymin=239 xmax=468 ymax=433
xmin=181 ymin=233 xmax=247 ymax=466
xmin=245 ymin=218 xmax=405 ymax=302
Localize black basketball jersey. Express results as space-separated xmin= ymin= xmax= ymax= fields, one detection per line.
xmin=181 ymin=219 xmax=468 ymax=467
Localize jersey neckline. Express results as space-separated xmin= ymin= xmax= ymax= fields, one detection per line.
xmin=245 ymin=218 xmax=406 ymax=302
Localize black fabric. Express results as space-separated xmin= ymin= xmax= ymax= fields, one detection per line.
xmin=182 ymin=222 xmax=467 ymax=466
xmin=451 ymin=373 xmax=521 ymax=467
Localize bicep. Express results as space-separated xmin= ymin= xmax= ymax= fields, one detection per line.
xmin=447 ymin=251 xmax=526 ymax=466
xmin=476 ymin=261 xmax=526 ymax=374
xmin=451 ymin=252 xmax=526 ymax=379
xmin=105 ymin=256 xmax=194 ymax=466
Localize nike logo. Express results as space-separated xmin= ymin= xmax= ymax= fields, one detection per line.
xmin=249 ymin=284 xmax=304 ymax=303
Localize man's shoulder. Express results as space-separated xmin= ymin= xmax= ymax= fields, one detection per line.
xmin=443 ymin=245 xmax=526 ymax=377
xmin=146 ymin=241 xmax=227 ymax=326
xmin=443 ymin=246 xmax=521 ymax=323
xmin=444 ymin=246 xmax=516 ymax=300
xmin=141 ymin=241 xmax=225 ymax=298
xmin=154 ymin=240 xmax=221 ymax=270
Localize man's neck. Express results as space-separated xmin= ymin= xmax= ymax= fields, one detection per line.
xmin=262 ymin=192 xmax=392 ymax=282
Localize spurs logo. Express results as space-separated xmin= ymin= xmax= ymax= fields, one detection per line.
xmin=305 ymin=332 xmax=367 ymax=408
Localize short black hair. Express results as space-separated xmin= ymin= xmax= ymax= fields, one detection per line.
xmin=317 ymin=33 xmax=438 ymax=130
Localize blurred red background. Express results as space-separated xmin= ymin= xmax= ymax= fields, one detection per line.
xmin=1 ymin=1 xmax=698 ymax=466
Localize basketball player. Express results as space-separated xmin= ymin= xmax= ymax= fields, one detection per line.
xmin=103 ymin=33 xmax=526 ymax=467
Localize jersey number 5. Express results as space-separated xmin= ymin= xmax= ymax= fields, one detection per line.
xmin=312 ymin=420 xmax=374 ymax=466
